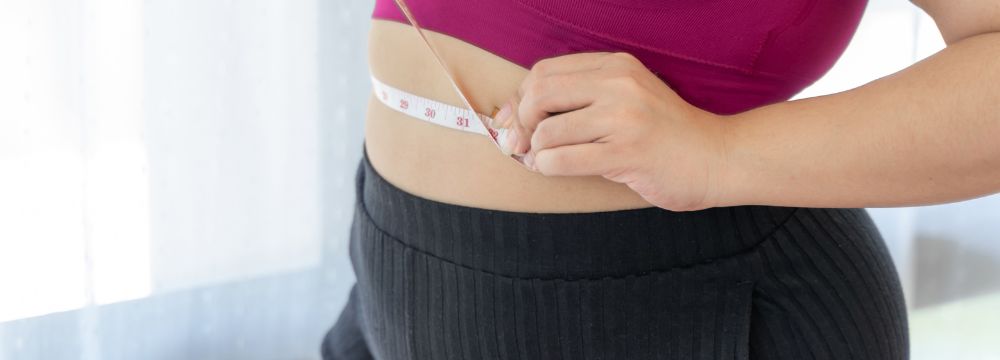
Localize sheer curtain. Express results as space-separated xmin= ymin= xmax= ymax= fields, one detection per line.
xmin=1 ymin=0 xmax=368 ymax=358
xmin=0 ymin=0 xmax=997 ymax=359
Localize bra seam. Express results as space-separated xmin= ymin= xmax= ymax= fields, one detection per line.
xmin=510 ymin=0 xmax=792 ymax=79
xmin=749 ymin=0 xmax=817 ymax=74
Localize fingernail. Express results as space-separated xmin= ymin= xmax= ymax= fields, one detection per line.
xmin=502 ymin=128 xmax=518 ymax=154
xmin=487 ymin=107 xmax=501 ymax=128
xmin=523 ymin=152 xmax=535 ymax=170
xmin=493 ymin=102 xmax=512 ymax=127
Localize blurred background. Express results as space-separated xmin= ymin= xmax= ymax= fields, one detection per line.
xmin=0 ymin=0 xmax=997 ymax=359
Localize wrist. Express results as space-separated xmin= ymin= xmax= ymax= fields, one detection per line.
xmin=709 ymin=111 xmax=759 ymax=208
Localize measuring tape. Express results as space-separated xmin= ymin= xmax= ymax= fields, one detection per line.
xmin=371 ymin=74 xmax=500 ymax=138
xmin=385 ymin=0 xmax=527 ymax=167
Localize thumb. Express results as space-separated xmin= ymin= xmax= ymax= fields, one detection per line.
xmin=493 ymin=97 xmax=530 ymax=156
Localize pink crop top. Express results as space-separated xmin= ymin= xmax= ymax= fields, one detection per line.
xmin=373 ymin=0 xmax=867 ymax=115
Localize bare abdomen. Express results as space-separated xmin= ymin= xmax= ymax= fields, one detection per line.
xmin=363 ymin=19 xmax=652 ymax=213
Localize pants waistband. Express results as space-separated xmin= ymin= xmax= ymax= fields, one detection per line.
xmin=355 ymin=143 xmax=798 ymax=280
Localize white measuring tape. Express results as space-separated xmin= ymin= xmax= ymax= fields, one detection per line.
xmin=370 ymin=74 xmax=499 ymax=138
xmin=384 ymin=0 xmax=527 ymax=167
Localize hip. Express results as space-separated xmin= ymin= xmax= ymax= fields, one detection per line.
xmin=352 ymin=141 xmax=803 ymax=280
xmin=343 ymin=143 xmax=908 ymax=359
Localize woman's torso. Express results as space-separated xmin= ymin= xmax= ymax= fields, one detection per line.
xmin=364 ymin=0 xmax=866 ymax=213
xmin=365 ymin=19 xmax=653 ymax=212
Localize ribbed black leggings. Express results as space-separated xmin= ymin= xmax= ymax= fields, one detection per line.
xmin=322 ymin=146 xmax=909 ymax=359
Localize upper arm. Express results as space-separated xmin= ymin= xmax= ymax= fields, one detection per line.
xmin=910 ymin=0 xmax=1000 ymax=44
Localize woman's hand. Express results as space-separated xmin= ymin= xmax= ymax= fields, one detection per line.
xmin=493 ymin=52 xmax=736 ymax=211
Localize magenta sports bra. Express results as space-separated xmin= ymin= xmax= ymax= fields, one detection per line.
xmin=372 ymin=0 xmax=867 ymax=115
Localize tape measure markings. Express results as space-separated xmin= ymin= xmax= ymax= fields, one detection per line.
xmin=371 ymin=74 xmax=496 ymax=138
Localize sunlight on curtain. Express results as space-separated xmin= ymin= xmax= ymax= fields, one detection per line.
xmin=1 ymin=0 xmax=323 ymax=318
xmin=1 ymin=0 xmax=339 ymax=358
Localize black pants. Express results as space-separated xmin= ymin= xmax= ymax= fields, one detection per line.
xmin=322 ymin=145 xmax=909 ymax=360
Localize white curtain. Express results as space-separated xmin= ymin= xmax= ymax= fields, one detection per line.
xmin=2 ymin=0 xmax=324 ymax=315
xmin=1 ymin=0 xmax=368 ymax=358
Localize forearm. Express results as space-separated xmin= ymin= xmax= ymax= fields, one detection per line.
xmin=720 ymin=31 xmax=1000 ymax=208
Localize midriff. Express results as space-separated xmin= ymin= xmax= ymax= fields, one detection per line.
xmin=364 ymin=19 xmax=654 ymax=213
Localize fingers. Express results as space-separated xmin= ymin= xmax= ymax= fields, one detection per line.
xmin=511 ymin=71 xmax=607 ymax=154
xmin=497 ymin=97 xmax=527 ymax=155
xmin=500 ymin=52 xmax=634 ymax=155
xmin=518 ymin=52 xmax=616 ymax=98
xmin=531 ymin=142 xmax=617 ymax=177
xmin=528 ymin=107 xmax=614 ymax=152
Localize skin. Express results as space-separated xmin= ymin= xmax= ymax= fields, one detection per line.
xmin=365 ymin=20 xmax=653 ymax=213
xmin=503 ymin=0 xmax=1000 ymax=211
xmin=366 ymin=0 xmax=1000 ymax=213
